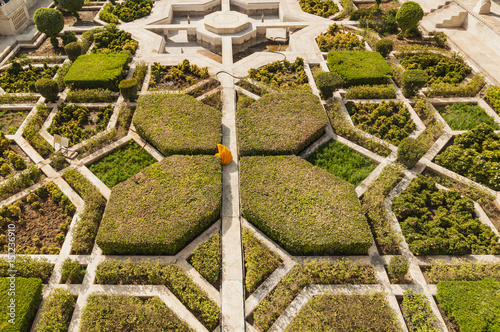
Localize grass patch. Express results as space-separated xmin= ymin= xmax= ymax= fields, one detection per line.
xmin=236 ymin=90 xmax=326 ymax=156
xmin=253 ymin=259 xmax=376 ymax=331
xmin=188 ymin=233 xmax=221 ymax=289
xmin=134 ymin=94 xmax=221 ymax=156
xmin=436 ymin=102 xmax=498 ymax=130
xmin=96 ymin=155 xmax=221 ymax=255
xmin=307 ymin=139 xmax=377 ymax=186
xmin=88 ymin=140 xmax=156 ymax=188
xmin=286 ymin=293 xmax=400 ymax=332
xmin=240 ymin=156 xmax=372 ymax=255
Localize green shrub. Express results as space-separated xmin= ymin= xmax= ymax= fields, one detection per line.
xmin=397 ymin=137 xmax=426 ymax=168
xmin=112 ymin=0 xmax=153 ymax=22
xmin=64 ymin=53 xmax=129 ymax=91
xmin=58 ymin=0 xmax=84 ymax=14
xmin=240 ymin=156 xmax=372 ymax=255
xmin=4 ymin=150 xmax=26 ymax=171
xmin=316 ymin=24 xmax=365 ymax=52
xmin=485 ymin=85 xmax=500 ymax=114
xmin=346 ymin=100 xmax=416 ymax=145
xmin=97 ymin=155 xmax=222 ymax=255
xmin=402 ymin=69 xmax=428 ymax=97
xmin=64 ymin=42 xmax=82 ymax=62
xmin=134 ymin=94 xmax=221 ymax=156
xmin=133 ymin=61 xmax=148 ymax=88
xmin=287 ymin=293 xmax=400 ymax=332
xmin=36 ymin=288 xmax=75 ymax=332
xmin=237 ymin=90 xmax=325 ymax=156
xmin=254 ymin=259 xmax=376 ymax=331
xmin=327 ymin=51 xmax=392 ymax=87
xmin=55 ymin=62 xmax=71 ymax=91
xmin=427 ymin=74 xmax=484 ymax=97
xmin=396 ymin=2 xmax=424 ymax=36
xmin=188 ymin=233 xmax=220 ymax=287
xmin=66 ymin=88 xmax=115 ymax=103
xmin=0 ymin=165 xmax=42 ymax=201
xmin=387 ymin=256 xmax=409 ymax=281
xmin=94 ymin=259 xmax=220 ymax=329
xmin=0 ymin=62 xmax=59 ymax=93
xmin=99 ymin=3 xmax=119 ymax=23
xmin=344 ymin=84 xmax=396 ymax=99
xmin=149 ymin=59 xmax=209 ymax=90
xmin=63 ymin=168 xmax=106 ymax=254
xmin=118 ymin=78 xmax=137 ymax=101
xmin=61 ymin=258 xmax=85 ymax=284
xmin=91 ymin=24 xmax=138 ymax=54
xmin=242 ymin=228 xmax=281 ymax=294
xmin=22 ymin=104 xmax=54 ymax=158
xmin=437 ymin=102 xmax=498 ymax=130
xmin=0 ymin=256 xmax=53 ymax=283
xmin=80 ymin=294 xmax=194 ymax=331
xmin=0 ymin=277 xmax=43 ymax=332
xmin=61 ymin=31 xmax=77 ymax=46
xmin=248 ymin=58 xmax=308 ymax=88
xmin=401 ymin=290 xmax=438 ymax=332
xmin=435 ymin=123 xmax=500 ymax=190
xmin=351 ymin=7 xmax=399 ymax=35
xmin=33 ymin=8 xmax=64 ymax=37
xmin=50 ymin=151 xmax=67 ymax=171
xmin=307 ymin=139 xmax=377 ymax=186
xmin=299 ymin=0 xmax=339 ymax=17
xmin=35 ymin=78 xmax=59 ymax=102
xmin=392 ymin=176 xmax=500 ymax=255
xmin=437 ymin=278 xmax=500 ymax=332
xmin=375 ymin=39 xmax=393 ymax=58
xmin=423 ymin=259 xmax=500 ymax=283
xmin=411 ymin=97 xmax=444 ymax=161
xmin=315 ymin=71 xmax=343 ymax=99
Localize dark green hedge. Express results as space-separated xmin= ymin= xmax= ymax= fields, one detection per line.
xmin=236 ymin=90 xmax=326 ymax=156
xmin=240 ymin=156 xmax=372 ymax=256
xmin=327 ymin=51 xmax=392 ymax=86
xmin=133 ymin=94 xmax=221 ymax=156
xmin=0 ymin=277 xmax=42 ymax=332
xmin=64 ymin=54 xmax=129 ymax=91
xmin=96 ymin=155 xmax=221 ymax=255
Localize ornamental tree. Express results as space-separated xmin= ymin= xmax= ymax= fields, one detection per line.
xmin=396 ymin=1 xmax=424 ymax=36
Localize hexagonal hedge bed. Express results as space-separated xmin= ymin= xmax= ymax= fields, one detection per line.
xmin=133 ymin=94 xmax=221 ymax=156
xmin=240 ymin=156 xmax=372 ymax=255
xmin=96 ymin=155 xmax=222 ymax=255
xmin=236 ymin=90 xmax=326 ymax=156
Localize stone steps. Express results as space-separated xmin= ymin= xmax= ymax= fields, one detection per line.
xmin=420 ymin=3 xmax=467 ymax=32
xmin=414 ymin=0 xmax=452 ymax=14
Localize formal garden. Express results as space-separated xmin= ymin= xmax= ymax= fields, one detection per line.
xmin=0 ymin=0 xmax=499 ymax=330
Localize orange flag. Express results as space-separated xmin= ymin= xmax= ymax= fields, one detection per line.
xmin=215 ymin=144 xmax=233 ymax=165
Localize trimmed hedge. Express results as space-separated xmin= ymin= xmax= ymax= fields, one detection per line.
xmin=0 ymin=256 xmax=53 ymax=283
xmin=327 ymin=51 xmax=392 ymax=87
xmin=423 ymin=259 xmax=500 ymax=283
xmin=240 ymin=156 xmax=372 ymax=255
xmin=64 ymin=54 xmax=129 ymax=91
xmin=242 ymin=228 xmax=282 ymax=294
xmin=485 ymin=84 xmax=500 ymax=114
xmin=315 ymin=71 xmax=343 ymax=99
xmin=0 ymin=277 xmax=42 ymax=332
xmin=188 ymin=233 xmax=221 ymax=288
xmin=236 ymin=90 xmax=326 ymax=156
xmin=254 ymin=259 xmax=376 ymax=331
xmin=96 ymin=155 xmax=222 ymax=255
xmin=80 ymin=294 xmax=193 ymax=331
xmin=344 ymin=84 xmax=396 ymax=99
xmin=133 ymin=94 xmax=221 ymax=156
xmin=286 ymin=293 xmax=400 ymax=332
xmin=401 ymin=290 xmax=438 ymax=332
xmin=36 ymin=288 xmax=75 ymax=332
xmin=437 ymin=278 xmax=500 ymax=332
xmin=94 ymin=259 xmax=220 ymax=329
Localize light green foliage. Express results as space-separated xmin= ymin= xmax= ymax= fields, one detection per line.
xmin=149 ymin=59 xmax=209 ymax=90
xmin=0 ymin=62 xmax=59 ymax=93
xmin=486 ymin=85 xmax=500 ymax=115
xmin=316 ymin=24 xmax=365 ymax=52
xmin=22 ymin=104 xmax=54 ymax=158
xmin=299 ymin=0 xmax=339 ymax=17
xmin=397 ymin=137 xmax=427 ymax=169
xmin=424 ymin=259 xmax=500 ymax=283
xmin=248 ymin=58 xmax=308 ymax=88
xmin=36 ymin=288 xmax=75 ymax=332
xmin=189 ymin=233 xmax=221 ymax=287
xmin=401 ymin=290 xmax=438 ymax=332
xmin=61 ymin=258 xmax=86 ymax=284
xmin=396 ymin=1 xmax=424 ymax=35
xmin=344 ymin=84 xmax=396 ymax=99
xmin=387 ymin=255 xmax=409 ymax=280
xmin=0 ymin=256 xmax=53 ymax=283
xmin=438 ymin=102 xmax=499 ymax=130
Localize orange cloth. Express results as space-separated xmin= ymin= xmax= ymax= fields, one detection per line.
xmin=215 ymin=144 xmax=233 ymax=165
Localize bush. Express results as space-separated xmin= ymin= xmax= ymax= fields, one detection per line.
xmin=351 ymin=7 xmax=399 ymax=35
xmin=80 ymin=294 xmax=193 ymax=331
xmin=35 ymin=78 xmax=59 ymax=102
xmin=58 ymin=0 xmax=84 ymax=14
xmin=61 ymin=258 xmax=85 ymax=284
xmin=287 ymin=293 xmax=400 ymax=332
xmin=149 ymin=59 xmax=209 ymax=90
xmin=92 ymin=24 xmax=138 ymax=54
xmin=94 ymin=259 xmax=220 ymax=329
xmin=66 ymin=88 xmax=115 ymax=103
xmin=387 ymin=256 xmax=409 ymax=281
xmin=435 ymin=123 xmax=500 ymax=190
xmin=63 ymin=168 xmax=106 ymax=254
xmin=36 ymin=288 xmax=75 ymax=332
xmin=375 ymin=39 xmax=393 ymax=58
xmin=316 ymin=71 xmax=343 ymax=99
xmin=0 ymin=256 xmax=53 ymax=283
xmin=64 ymin=41 xmax=82 ymax=62
xmin=118 ymin=78 xmax=137 ymax=101
xmin=99 ymin=3 xmax=119 ymax=23
xmin=64 ymin=53 xmax=129 ymax=91
xmin=0 ymin=277 xmax=43 ymax=332
xmin=237 ymin=90 xmax=325 ymax=156
xmin=346 ymin=101 xmax=416 ymax=145
xmin=134 ymin=94 xmax=221 ymax=156
xmin=240 ymin=156 xmax=372 ymax=255
xmin=397 ymin=137 xmax=426 ymax=168
xmin=327 ymin=51 xmax=392 ymax=87
xmin=247 ymin=58 xmax=308 ymax=88
xmin=97 ymin=155 xmax=222 ymax=255
xmin=0 ymin=165 xmax=42 ymax=201
xmin=424 ymin=259 xmax=500 ymax=283
xmin=437 ymin=278 xmax=500 ymax=332
xmin=61 ymin=31 xmax=77 ymax=46
xmin=254 ymin=259 xmax=376 ymax=331
xmin=427 ymin=74 xmax=484 ymax=97
xmin=0 ymin=62 xmax=59 ymax=93
xmin=55 ymin=62 xmax=71 ymax=91
xmin=316 ymin=24 xmax=365 ymax=52
xmin=485 ymin=84 xmax=500 ymax=114
xmin=299 ymin=0 xmax=339 ymax=17
xmin=392 ymin=176 xmax=500 ymax=255
xmin=50 ymin=151 xmax=67 ymax=171
xmin=402 ymin=69 xmax=428 ymax=97
xmin=34 ymin=8 xmax=64 ymax=37
xmin=410 ymin=97 xmax=444 ymax=161
xmin=344 ymin=84 xmax=396 ymax=99
xmin=133 ymin=61 xmax=148 ymax=88
xmin=188 ymin=233 xmax=220 ymax=287
xmin=396 ymin=2 xmax=424 ymax=36
xmin=112 ymin=0 xmax=153 ymax=22
xmin=401 ymin=290 xmax=438 ymax=332
xmin=22 ymin=104 xmax=54 ymax=158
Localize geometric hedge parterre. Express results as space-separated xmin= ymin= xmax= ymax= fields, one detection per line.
xmin=240 ymin=155 xmax=373 ymax=255
xmin=96 ymin=155 xmax=222 ymax=255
